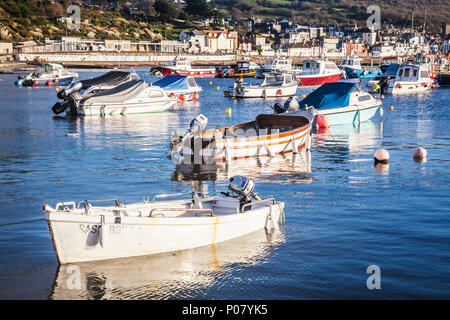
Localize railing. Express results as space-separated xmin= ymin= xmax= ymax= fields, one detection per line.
xmin=149 ymin=192 xmax=194 ymax=203
xmin=240 ymin=198 xmax=276 ymax=213
xmin=149 ymin=208 xmax=214 ymax=217
xmin=77 ymin=199 xmax=121 ymax=208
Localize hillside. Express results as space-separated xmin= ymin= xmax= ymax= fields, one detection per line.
xmin=0 ymin=0 xmax=193 ymax=41
xmin=213 ymin=0 xmax=449 ymax=31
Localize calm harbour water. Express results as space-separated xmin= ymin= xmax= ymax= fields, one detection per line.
xmin=0 ymin=69 xmax=449 ymax=299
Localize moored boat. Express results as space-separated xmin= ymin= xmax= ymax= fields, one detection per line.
xmin=224 ymin=72 xmax=298 ymax=98
xmin=152 ymin=75 xmax=202 ymax=101
xmin=278 ymin=82 xmax=382 ymax=127
xmin=366 ymin=63 xmax=400 ymax=93
xmin=152 ymin=58 xmax=216 ymax=78
xmin=385 ymin=63 xmax=435 ymax=94
xmin=15 ymin=63 xmax=78 ymax=87
xmin=169 ymin=111 xmax=313 ymax=165
xmin=436 ymin=73 xmax=450 ymax=87
xmin=297 ymin=59 xmax=343 ymax=86
xmin=42 ymin=177 xmax=285 ymax=264
xmin=338 ymin=55 xmax=364 ymax=78
xmin=53 ymin=79 xmax=177 ymax=116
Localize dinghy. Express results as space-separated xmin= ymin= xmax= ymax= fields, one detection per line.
xmin=15 ymin=63 xmax=78 ymax=87
xmin=224 ymin=72 xmax=298 ymax=98
xmin=53 ymin=79 xmax=177 ymax=116
xmin=169 ymin=111 xmax=313 ymax=165
xmin=42 ymin=176 xmax=285 ymax=264
xmin=152 ymin=75 xmax=202 ymax=101
xmin=276 ymin=82 xmax=382 ymax=127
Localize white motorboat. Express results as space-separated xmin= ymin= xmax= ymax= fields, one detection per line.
xmin=15 ymin=63 xmax=78 ymax=87
xmin=57 ymin=79 xmax=177 ymax=116
xmin=385 ymin=63 xmax=435 ymax=94
xmin=257 ymin=58 xmax=298 ymax=78
xmin=42 ymin=176 xmax=285 ymax=264
xmin=152 ymin=75 xmax=202 ymax=101
xmin=152 ymin=58 xmax=216 ymax=78
xmin=224 ymin=72 xmax=298 ymax=98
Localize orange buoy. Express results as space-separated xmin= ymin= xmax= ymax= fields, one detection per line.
xmin=33 ymin=81 xmax=38 ymax=86
xmin=192 ymin=92 xmax=199 ymax=100
xmin=53 ymin=79 xmax=58 ymax=83
xmin=276 ymin=90 xmax=282 ymax=95
xmin=179 ymin=94 xmax=186 ymax=101
xmin=46 ymin=81 xmax=51 ymax=86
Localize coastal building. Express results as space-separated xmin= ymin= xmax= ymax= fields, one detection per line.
xmin=0 ymin=41 xmax=13 ymax=54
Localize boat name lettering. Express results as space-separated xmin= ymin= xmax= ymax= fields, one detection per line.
xmin=79 ymin=224 xmax=100 ymax=234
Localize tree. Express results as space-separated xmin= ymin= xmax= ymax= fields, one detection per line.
xmin=153 ymin=0 xmax=177 ymax=22
xmin=184 ymin=0 xmax=214 ymax=21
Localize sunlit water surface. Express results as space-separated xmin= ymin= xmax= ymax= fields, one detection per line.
xmin=0 ymin=70 xmax=449 ymax=299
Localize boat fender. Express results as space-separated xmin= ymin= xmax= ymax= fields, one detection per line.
xmin=374 ymin=149 xmax=389 ymax=164
xmin=316 ymin=114 xmax=330 ymax=128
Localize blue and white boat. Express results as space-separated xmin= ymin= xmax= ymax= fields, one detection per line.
xmin=338 ymin=56 xmax=364 ymax=78
xmin=15 ymin=63 xmax=78 ymax=87
xmin=282 ymin=82 xmax=382 ymax=127
xmin=152 ymin=75 xmax=202 ymax=101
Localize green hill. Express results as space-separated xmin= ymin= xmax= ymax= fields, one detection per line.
xmin=213 ymin=0 xmax=449 ymax=31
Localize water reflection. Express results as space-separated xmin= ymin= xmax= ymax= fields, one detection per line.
xmin=50 ymin=229 xmax=285 ymax=300
xmin=314 ymin=121 xmax=383 ymax=155
xmin=172 ymin=151 xmax=312 ymax=184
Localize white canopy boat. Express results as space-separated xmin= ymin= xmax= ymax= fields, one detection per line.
xmin=385 ymin=63 xmax=435 ymax=94
xmin=224 ymin=72 xmax=298 ymax=98
xmin=55 ymin=79 xmax=177 ymax=116
xmin=15 ymin=63 xmax=78 ymax=87
xmin=42 ymin=176 xmax=284 ymax=264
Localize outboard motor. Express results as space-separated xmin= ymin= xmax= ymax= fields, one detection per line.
xmin=52 ymin=100 xmax=72 ymax=115
xmin=272 ymin=96 xmax=299 ymax=114
xmin=57 ymin=82 xmax=82 ymax=100
xmin=169 ymin=114 xmax=208 ymax=156
xmin=228 ymin=176 xmax=261 ymax=212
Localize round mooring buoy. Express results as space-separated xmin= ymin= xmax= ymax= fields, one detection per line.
xmin=413 ymin=147 xmax=427 ymax=162
xmin=374 ymin=149 xmax=389 ymax=164
xmin=226 ymin=107 xmax=231 ymax=115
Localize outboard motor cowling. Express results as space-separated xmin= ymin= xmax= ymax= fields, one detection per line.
xmin=57 ymin=82 xmax=82 ymax=100
xmin=228 ymin=176 xmax=261 ymax=211
xmin=169 ymin=114 xmax=208 ymax=156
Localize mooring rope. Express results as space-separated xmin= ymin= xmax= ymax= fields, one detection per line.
xmin=0 ymin=218 xmax=45 ymax=227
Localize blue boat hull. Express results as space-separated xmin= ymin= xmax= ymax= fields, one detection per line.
xmin=344 ymin=67 xmax=365 ymax=79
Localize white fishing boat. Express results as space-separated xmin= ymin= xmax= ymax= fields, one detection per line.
xmin=385 ymin=63 xmax=434 ymax=94
xmin=56 ymin=79 xmax=177 ymax=116
xmin=42 ymin=177 xmax=285 ymax=264
xmin=15 ymin=63 xmax=78 ymax=87
xmin=224 ymin=72 xmax=298 ymax=98
xmin=152 ymin=58 xmax=216 ymax=78
xmin=169 ymin=112 xmax=313 ymax=165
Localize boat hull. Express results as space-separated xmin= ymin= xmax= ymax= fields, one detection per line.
xmin=385 ymin=81 xmax=434 ymax=94
xmin=228 ymin=84 xmax=298 ymax=98
xmin=298 ymin=73 xmax=342 ymax=86
xmin=45 ymin=202 xmax=283 ymax=264
xmin=77 ymin=100 xmax=175 ymax=116
xmin=314 ymin=105 xmax=381 ymax=126
xmin=157 ymin=67 xmax=216 ymax=78
xmin=437 ymin=73 xmax=450 ymax=87
xmin=19 ymin=76 xmax=75 ymax=87
xmin=344 ymin=67 xmax=365 ymax=79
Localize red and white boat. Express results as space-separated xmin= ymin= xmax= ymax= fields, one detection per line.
xmin=297 ymin=59 xmax=343 ymax=86
xmin=153 ymin=58 xmax=216 ymax=78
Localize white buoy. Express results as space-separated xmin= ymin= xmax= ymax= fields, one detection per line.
xmin=374 ymin=149 xmax=389 ymax=164
xmin=413 ymin=147 xmax=427 ymax=162
xmin=66 ymin=133 xmax=79 ymax=137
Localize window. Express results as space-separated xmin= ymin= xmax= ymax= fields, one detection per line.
xmin=398 ymin=69 xmax=403 ymax=77
xmin=358 ymin=95 xmax=371 ymax=102
xmin=305 ymin=62 xmax=310 ymax=69
xmin=420 ymin=71 xmax=429 ymax=79
xmin=404 ymin=68 xmax=410 ymax=78
xmin=413 ymin=69 xmax=418 ymax=78
xmin=149 ymin=90 xmax=164 ymax=98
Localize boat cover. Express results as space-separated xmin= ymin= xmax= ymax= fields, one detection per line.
xmin=299 ymin=82 xmax=356 ymax=110
xmin=82 ymin=79 xmax=148 ymax=104
xmin=153 ymin=75 xmax=193 ymax=91
xmin=383 ymin=64 xmax=400 ymax=76
xmin=79 ymin=71 xmax=137 ymax=89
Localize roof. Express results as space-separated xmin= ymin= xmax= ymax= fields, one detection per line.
xmin=299 ymin=82 xmax=356 ymax=110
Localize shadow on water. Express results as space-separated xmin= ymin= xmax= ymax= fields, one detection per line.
xmin=49 ymin=228 xmax=285 ymax=300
